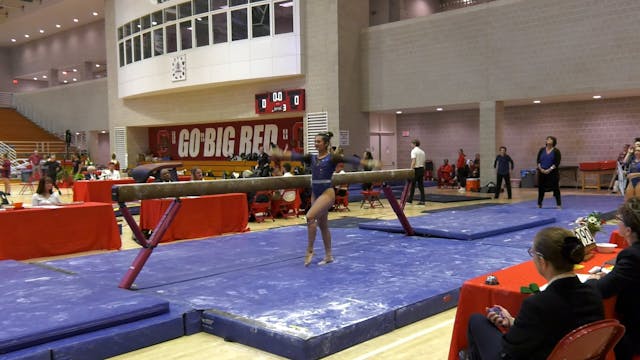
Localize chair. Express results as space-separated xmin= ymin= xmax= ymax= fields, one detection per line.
xmin=546 ymin=319 xmax=625 ymax=360
xmin=360 ymin=183 xmax=384 ymax=209
xmin=249 ymin=190 xmax=275 ymax=223
xmin=277 ymin=189 xmax=299 ymax=218
xmin=333 ymin=189 xmax=350 ymax=212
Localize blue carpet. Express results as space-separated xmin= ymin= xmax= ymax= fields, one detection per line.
xmin=0 ymin=260 xmax=171 ymax=355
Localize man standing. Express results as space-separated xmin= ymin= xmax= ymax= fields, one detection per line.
xmin=493 ymin=146 xmax=514 ymax=199
xmin=409 ymin=139 xmax=426 ymax=205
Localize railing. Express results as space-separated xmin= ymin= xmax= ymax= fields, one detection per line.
xmin=13 ymin=103 xmax=65 ymax=140
xmin=439 ymin=0 xmax=497 ymax=11
xmin=0 ymin=92 xmax=13 ymax=108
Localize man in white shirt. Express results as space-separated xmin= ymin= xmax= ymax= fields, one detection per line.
xmin=409 ymin=139 xmax=426 ymax=205
xmin=100 ymin=163 xmax=121 ymax=180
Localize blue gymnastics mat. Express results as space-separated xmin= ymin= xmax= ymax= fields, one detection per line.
xmin=359 ymin=205 xmax=557 ymax=240
xmin=40 ymin=227 xmax=529 ymax=359
xmin=0 ymin=260 xmax=172 ymax=356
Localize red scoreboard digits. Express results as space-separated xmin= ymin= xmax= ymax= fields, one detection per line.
xmin=255 ymin=89 xmax=305 ymax=114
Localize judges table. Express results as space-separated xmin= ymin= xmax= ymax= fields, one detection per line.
xmin=73 ymin=179 xmax=135 ymax=203
xmin=139 ymin=193 xmax=249 ymax=243
xmin=448 ymin=250 xmax=619 ymax=360
xmin=0 ymin=202 xmax=121 ymax=260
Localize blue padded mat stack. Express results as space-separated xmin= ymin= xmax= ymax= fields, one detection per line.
xmin=0 ymin=260 xmax=182 ymax=359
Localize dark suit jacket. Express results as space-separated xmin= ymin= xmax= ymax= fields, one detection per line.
xmin=502 ymin=276 xmax=604 ymax=359
xmin=588 ymin=242 xmax=640 ymax=357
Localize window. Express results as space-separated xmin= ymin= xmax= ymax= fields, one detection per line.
xmin=125 ymin=39 xmax=133 ymax=64
xmin=141 ymin=15 xmax=151 ymax=30
xmin=164 ymin=6 xmax=177 ymax=22
xmin=195 ymin=16 xmax=210 ymax=47
xmin=212 ymin=12 xmax=228 ymax=43
xmin=252 ymin=4 xmax=269 ymax=38
xmin=194 ymin=0 xmax=209 ymax=14
xmin=153 ymin=28 xmax=164 ymax=56
xmin=180 ymin=20 xmax=193 ymax=50
xmin=117 ymin=26 xmax=123 ymax=40
xmin=178 ymin=2 xmax=192 ymax=19
xmin=152 ymin=11 xmax=163 ymax=26
xmin=166 ymin=24 xmax=177 ymax=53
xmin=210 ymin=0 xmax=228 ymax=11
xmin=132 ymin=18 xmax=141 ymax=33
xmin=274 ymin=1 xmax=293 ymax=34
xmin=231 ymin=0 xmax=247 ymax=6
xmin=118 ymin=42 xmax=125 ymax=67
xmin=143 ymin=32 xmax=152 ymax=59
xmin=124 ymin=22 xmax=132 ymax=37
xmin=133 ymin=35 xmax=142 ymax=61
xmin=231 ymin=8 xmax=247 ymax=41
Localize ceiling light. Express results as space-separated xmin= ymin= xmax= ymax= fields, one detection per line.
xmin=95 ymin=64 xmax=101 ymax=68
xmin=152 ymin=21 xmax=157 ymax=25
xmin=39 ymin=29 xmax=44 ymax=33
xmin=75 ymin=132 xmax=80 ymax=135
xmin=395 ymin=110 xmax=402 ymax=114
xmin=63 ymin=80 xmax=68 ymax=83
xmin=592 ymin=95 xmax=602 ymax=99
xmin=73 ymin=18 xmax=79 ymax=23
xmin=33 ymin=77 xmax=38 ymax=80
xmin=72 ymin=69 xmax=77 ymax=72
xmin=11 ymin=38 xmax=16 ymax=42
xmin=56 ymin=24 xmax=61 ymax=28
xmin=101 ymin=130 xmax=107 ymax=134
xmin=436 ymin=107 xmax=443 ymax=111
xmin=533 ymin=100 xmax=541 ymax=104
xmin=279 ymin=1 xmax=294 ymax=7
xmin=72 ymin=78 xmax=77 ymax=81
xmin=24 ymin=34 xmax=30 ymax=38
xmin=92 ymin=12 xmax=99 ymax=16
xmin=42 ymin=75 xmax=47 ymax=79
xmin=62 ymin=71 xmax=67 ymax=75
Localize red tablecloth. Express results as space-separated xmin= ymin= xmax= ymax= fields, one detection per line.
xmin=0 ymin=202 xmax=121 ymax=260
xmin=139 ymin=194 xmax=249 ymax=243
xmin=448 ymin=250 xmax=619 ymax=360
xmin=73 ymin=179 xmax=135 ymax=203
xmin=609 ymin=229 xmax=628 ymax=249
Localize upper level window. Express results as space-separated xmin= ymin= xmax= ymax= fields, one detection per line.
xmin=164 ymin=6 xmax=177 ymax=21
xmin=275 ymin=1 xmax=293 ymax=34
xmin=210 ymin=0 xmax=228 ymax=11
xmin=194 ymin=0 xmax=209 ymax=14
xmin=231 ymin=9 xmax=248 ymax=41
xmin=178 ymin=2 xmax=192 ymax=19
xmin=252 ymin=5 xmax=270 ymax=38
xmin=231 ymin=0 xmax=248 ymax=6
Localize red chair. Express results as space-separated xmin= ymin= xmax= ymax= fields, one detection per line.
xmin=438 ymin=164 xmax=456 ymax=188
xmin=546 ymin=319 xmax=625 ymax=360
xmin=277 ymin=189 xmax=299 ymax=218
xmin=249 ymin=190 xmax=275 ymax=223
xmin=334 ymin=190 xmax=350 ymax=212
xmin=360 ymin=183 xmax=384 ymax=209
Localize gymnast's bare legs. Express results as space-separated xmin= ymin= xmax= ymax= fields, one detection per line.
xmin=304 ymin=188 xmax=335 ymax=266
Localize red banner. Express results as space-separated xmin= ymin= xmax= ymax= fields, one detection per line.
xmin=148 ymin=118 xmax=304 ymax=160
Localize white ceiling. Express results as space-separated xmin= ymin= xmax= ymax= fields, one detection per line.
xmin=0 ymin=0 xmax=105 ymax=47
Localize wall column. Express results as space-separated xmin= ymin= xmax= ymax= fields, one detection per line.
xmin=48 ymin=68 xmax=59 ymax=87
xmin=479 ymin=101 xmax=504 ymax=187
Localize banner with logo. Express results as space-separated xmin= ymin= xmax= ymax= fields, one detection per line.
xmin=148 ymin=118 xmax=304 ymax=160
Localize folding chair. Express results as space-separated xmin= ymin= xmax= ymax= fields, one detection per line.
xmin=249 ymin=190 xmax=275 ymax=223
xmin=277 ymin=189 xmax=299 ymax=218
xmin=333 ymin=190 xmax=350 ymax=212
xmin=360 ymin=183 xmax=384 ymax=209
xmin=547 ymin=319 xmax=625 ymax=360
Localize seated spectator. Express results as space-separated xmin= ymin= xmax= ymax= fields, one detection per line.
xmin=100 ymin=163 xmax=121 ymax=180
xmin=334 ymin=162 xmax=348 ymax=197
xmin=437 ymin=159 xmax=454 ymax=187
xmin=587 ymin=198 xmax=640 ymax=359
xmin=85 ymin=166 xmax=99 ymax=180
xmin=157 ymin=168 xmax=174 ymax=182
xmin=191 ymin=167 xmax=204 ymax=181
xmin=362 ymin=151 xmax=374 ymax=191
xmin=282 ymin=163 xmax=293 ymax=177
xmin=463 ymin=227 xmax=604 ymax=360
xmin=32 ymin=177 xmax=63 ymax=206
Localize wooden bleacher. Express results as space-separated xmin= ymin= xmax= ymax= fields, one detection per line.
xmin=0 ymin=108 xmax=67 ymax=157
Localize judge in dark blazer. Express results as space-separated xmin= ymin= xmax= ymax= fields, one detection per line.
xmin=587 ymin=198 xmax=640 ymax=359
xmin=464 ymin=227 xmax=604 ymax=360
xmin=536 ymin=136 xmax=562 ymax=208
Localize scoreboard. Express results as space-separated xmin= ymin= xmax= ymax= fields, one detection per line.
xmin=255 ymin=89 xmax=305 ymax=114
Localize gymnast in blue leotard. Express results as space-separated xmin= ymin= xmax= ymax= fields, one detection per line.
xmin=272 ymin=132 xmax=379 ymax=266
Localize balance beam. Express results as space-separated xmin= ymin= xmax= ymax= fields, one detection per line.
xmin=112 ymin=169 xmax=415 ymax=202
xmin=116 ymin=169 xmax=415 ymax=289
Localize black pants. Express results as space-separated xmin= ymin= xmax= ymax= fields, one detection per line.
xmin=467 ymin=313 xmax=503 ymax=360
xmin=495 ymin=173 xmax=512 ymax=199
xmin=409 ymin=167 xmax=425 ymax=203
